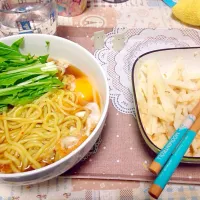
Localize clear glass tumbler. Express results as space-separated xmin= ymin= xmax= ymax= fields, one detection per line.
xmin=0 ymin=0 xmax=58 ymax=36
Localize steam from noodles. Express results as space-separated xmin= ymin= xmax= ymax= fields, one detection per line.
xmin=0 ymin=74 xmax=101 ymax=173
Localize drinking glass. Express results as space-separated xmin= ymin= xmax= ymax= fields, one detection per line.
xmin=0 ymin=0 xmax=58 ymax=36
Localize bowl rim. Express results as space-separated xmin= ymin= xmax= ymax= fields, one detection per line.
xmin=131 ymin=46 xmax=200 ymax=163
xmin=0 ymin=34 xmax=110 ymax=177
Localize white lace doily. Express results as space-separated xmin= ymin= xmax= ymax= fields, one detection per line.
xmin=94 ymin=28 xmax=200 ymax=117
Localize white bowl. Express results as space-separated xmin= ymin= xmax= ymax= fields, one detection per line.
xmin=0 ymin=34 xmax=109 ymax=185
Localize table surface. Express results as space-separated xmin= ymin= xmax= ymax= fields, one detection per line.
xmin=58 ymin=0 xmax=186 ymax=29
xmin=1 ymin=0 xmax=200 ymax=199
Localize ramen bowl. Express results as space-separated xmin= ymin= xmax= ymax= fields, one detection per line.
xmin=0 ymin=34 xmax=109 ymax=185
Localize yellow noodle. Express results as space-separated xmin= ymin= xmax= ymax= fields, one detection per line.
xmin=34 ymin=127 xmax=60 ymax=160
xmin=78 ymin=108 xmax=90 ymax=124
xmin=8 ymin=123 xmax=35 ymax=154
xmin=24 ymin=143 xmax=43 ymax=149
xmin=7 ymin=106 xmax=18 ymax=115
xmin=13 ymin=124 xmax=35 ymax=143
xmin=30 ymin=131 xmax=54 ymax=139
xmin=0 ymin=159 xmax=11 ymax=164
xmin=47 ymin=99 xmax=69 ymax=115
xmin=45 ymin=99 xmax=59 ymax=112
xmin=13 ymin=106 xmax=25 ymax=118
xmin=22 ymin=157 xmax=28 ymax=171
xmin=23 ymin=136 xmax=43 ymax=142
xmin=25 ymin=105 xmax=42 ymax=119
xmin=46 ymin=102 xmax=51 ymax=114
xmin=2 ymin=117 xmax=42 ymax=123
xmin=7 ymin=146 xmax=25 ymax=160
xmin=33 ymin=137 xmax=55 ymax=160
xmin=14 ymin=104 xmax=42 ymax=120
xmin=10 ymin=163 xmax=20 ymax=173
xmin=0 ymin=145 xmax=8 ymax=153
xmin=44 ymin=113 xmax=58 ymax=126
xmin=59 ymin=95 xmax=79 ymax=111
xmin=6 ymin=146 xmax=25 ymax=169
xmin=4 ymin=152 xmax=21 ymax=167
xmin=0 ymin=135 xmax=5 ymax=143
xmin=0 ymin=121 xmax=4 ymax=130
xmin=14 ymin=123 xmax=37 ymax=142
xmin=8 ymin=122 xmax=27 ymax=129
xmin=3 ymin=120 xmax=41 ymax=169
xmin=3 ymin=118 xmax=11 ymax=143
xmin=0 ymin=84 xmax=100 ymax=173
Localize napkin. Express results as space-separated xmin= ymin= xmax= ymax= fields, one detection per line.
xmin=172 ymin=0 xmax=200 ymax=26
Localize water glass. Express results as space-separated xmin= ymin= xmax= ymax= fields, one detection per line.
xmin=0 ymin=0 xmax=58 ymax=36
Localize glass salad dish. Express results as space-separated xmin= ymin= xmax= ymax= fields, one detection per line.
xmin=132 ymin=47 xmax=200 ymax=164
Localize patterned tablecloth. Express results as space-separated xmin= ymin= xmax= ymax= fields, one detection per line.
xmin=58 ymin=0 xmax=186 ymax=29
xmin=1 ymin=0 xmax=200 ymax=200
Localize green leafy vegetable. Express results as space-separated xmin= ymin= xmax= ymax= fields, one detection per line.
xmin=0 ymin=38 xmax=64 ymax=112
xmin=38 ymin=54 xmax=49 ymax=64
xmin=0 ymin=37 xmax=48 ymax=72
xmin=46 ymin=41 xmax=50 ymax=49
xmin=11 ymin=37 xmax=24 ymax=52
xmin=0 ymin=61 xmax=58 ymax=88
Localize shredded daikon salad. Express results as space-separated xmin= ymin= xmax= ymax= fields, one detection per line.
xmin=136 ymin=59 xmax=200 ymax=157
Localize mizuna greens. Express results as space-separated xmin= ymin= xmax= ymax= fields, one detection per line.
xmin=0 ymin=37 xmax=63 ymax=112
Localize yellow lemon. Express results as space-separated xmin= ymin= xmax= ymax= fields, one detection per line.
xmin=172 ymin=0 xmax=200 ymax=26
